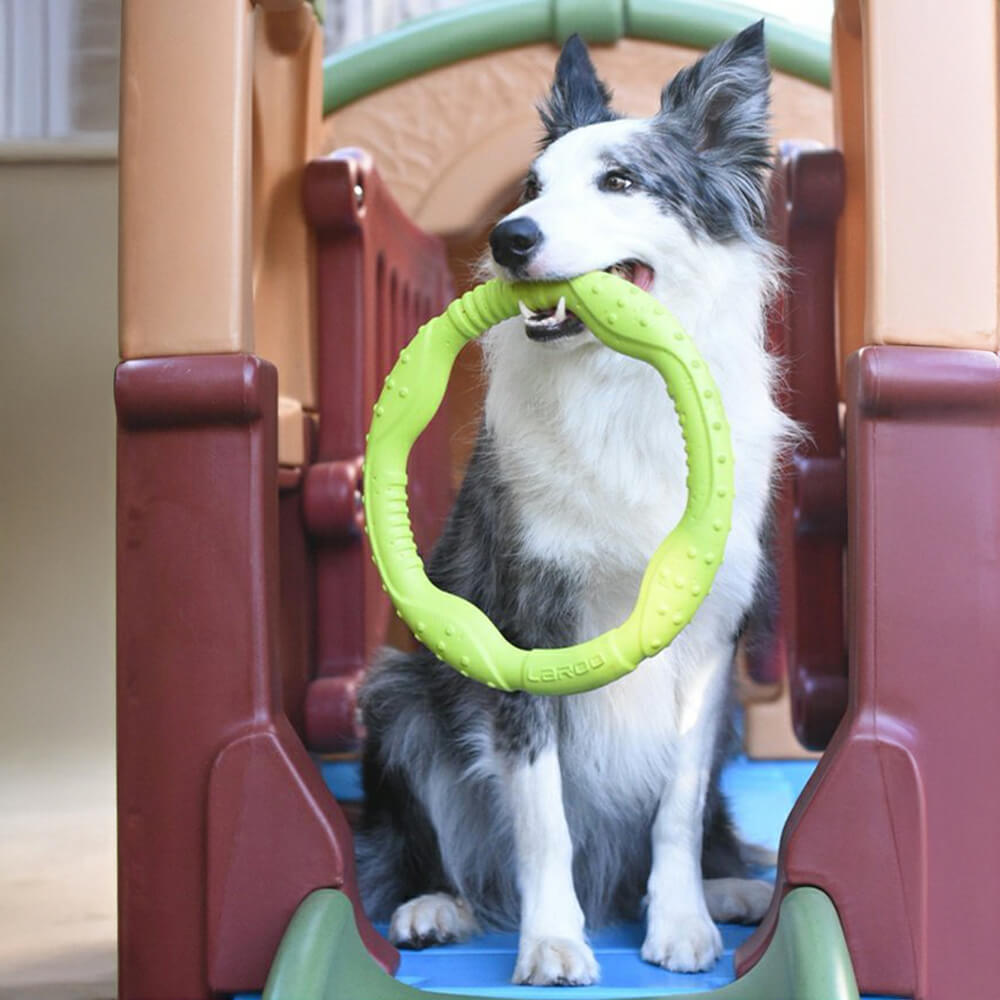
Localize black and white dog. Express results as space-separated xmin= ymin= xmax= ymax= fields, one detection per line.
xmin=357 ymin=22 xmax=793 ymax=986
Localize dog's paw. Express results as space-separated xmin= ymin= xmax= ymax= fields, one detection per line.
xmin=388 ymin=893 xmax=479 ymax=949
xmin=641 ymin=909 xmax=723 ymax=973
xmin=513 ymin=936 xmax=600 ymax=986
xmin=703 ymin=878 xmax=772 ymax=924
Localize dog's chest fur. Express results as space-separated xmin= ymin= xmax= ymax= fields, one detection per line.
xmin=482 ymin=263 xmax=788 ymax=813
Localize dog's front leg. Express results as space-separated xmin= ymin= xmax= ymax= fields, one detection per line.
xmin=506 ymin=744 xmax=598 ymax=985
xmin=641 ymin=648 xmax=730 ymax=972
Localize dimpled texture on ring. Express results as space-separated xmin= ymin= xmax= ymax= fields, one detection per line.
xmin=363 ymin=273 xmax=733 ymax=695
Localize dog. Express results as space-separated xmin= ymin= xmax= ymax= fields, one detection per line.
xmin=356 ymin=21 xmax=794 ymax=986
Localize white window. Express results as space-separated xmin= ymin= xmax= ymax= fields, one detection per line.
xmin=323 ymin=0 xmax=468 ymax=53
xmin=0 ymin=0 xmax=119 ymax=142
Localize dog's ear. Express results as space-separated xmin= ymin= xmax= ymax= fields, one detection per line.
xmin=539 ymin=35 xmax=616 ymax=145
xmin=660 ymin=21 xmax=771 ymax=165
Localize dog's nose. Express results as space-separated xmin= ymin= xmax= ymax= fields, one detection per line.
xmin=489 ymin=218 xmax=542 ymax=272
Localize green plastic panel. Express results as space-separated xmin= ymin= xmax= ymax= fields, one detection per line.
xmin=323 ymin=0 xmax=831 ymax=112
xmin=363 ymin=273 xmax=733 ymax=695
xmin=263 ymin=887 xmax=861 ymax=1000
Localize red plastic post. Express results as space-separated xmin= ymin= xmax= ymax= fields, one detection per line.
xmin=116 ymin=355 xmax=396 ymax=999
xmin=754 ymin=143 xmax=848 ymax=749
xmin=737 ymin=346 xmax=1000 ymax=1000
xmin=302 ymin=148 xmax=455 ymax=751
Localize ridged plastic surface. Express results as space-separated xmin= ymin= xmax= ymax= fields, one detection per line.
xmin=363 ymin=273 xmax=734 ymax=694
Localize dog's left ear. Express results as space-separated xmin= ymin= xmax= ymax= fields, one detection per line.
xmin=660 ymin=21 xmax=771 ymax=165
xmin=539 ymin=34 xmax=617 ymax=145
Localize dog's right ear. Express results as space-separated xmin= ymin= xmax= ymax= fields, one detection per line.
xmin=539 ymin=35 xmax=616 ymax=145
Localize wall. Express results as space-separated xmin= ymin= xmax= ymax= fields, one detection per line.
xmin=0 ymin=153 xmax=118 ymax=998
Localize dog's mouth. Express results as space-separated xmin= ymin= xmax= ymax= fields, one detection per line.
xmin=519 ymin=260 xmax=655 ymax=341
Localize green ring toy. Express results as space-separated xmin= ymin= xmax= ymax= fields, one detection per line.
xmin=363 ymin=271 xmax=733 ymax=695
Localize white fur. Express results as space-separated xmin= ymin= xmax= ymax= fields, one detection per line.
xmin=640 ymin=643 xmax=731 ymax=971
xmin=507 ymin=748 xmax=599 ymax=985
xmin=482 ymin=116 xmax=789 ymax=977
xmin=389 ymin=893 xmax=480 ymax=946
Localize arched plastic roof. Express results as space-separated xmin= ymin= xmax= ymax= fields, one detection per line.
xmin=323 ymin=0 xmax=831 ymax=113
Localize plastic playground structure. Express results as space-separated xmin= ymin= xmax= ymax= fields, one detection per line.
xmin=114 ymin=2 xmax=1000 ymax=999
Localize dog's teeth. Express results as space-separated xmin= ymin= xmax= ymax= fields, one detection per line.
xmin=518 ymin=299 xmax=537 ymax=321
xmin=555 ymin=296 xmax=566 ymax=324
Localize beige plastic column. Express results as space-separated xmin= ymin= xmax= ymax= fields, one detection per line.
xmin=119 ymin=0 xmax=255 ymax=359
xmin=252 ymin=3 xmax=323 ymax=428
xmin=838 ymin=0 xmax=999 ymax=353
xmin=832 ymin=1 xmax=865 ymax=374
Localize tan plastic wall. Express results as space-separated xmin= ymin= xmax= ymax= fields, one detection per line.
xmin=832 ymin=4 xmax=865 ymax=373
xmin=323 ymin=40 xmax=834 ymax=241
xmin=119 ymin=0 xmax=254 ymax=359
xmin=836 ymin=0 xmax=999 ymax=353
xmin=252 ymin=4 xmax=323 ymax=410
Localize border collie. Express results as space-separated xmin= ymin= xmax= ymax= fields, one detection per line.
xmin=357 ymin=22 xmax=793 ymax=986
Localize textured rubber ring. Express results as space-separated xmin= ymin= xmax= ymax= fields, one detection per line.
xmin=363 ymin=272 xmax=734 ymax=694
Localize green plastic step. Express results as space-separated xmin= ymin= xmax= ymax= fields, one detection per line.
xmin=263 ymin=887 xmax=859 ymax=1000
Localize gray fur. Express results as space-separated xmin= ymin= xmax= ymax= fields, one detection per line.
xmin=357 ymin=430 xmax=748 ymax=930
xmin=541 ymin=22 xmax=771 ymax=244
xmin=358 ymin=430 xmax=577 ymax=927
xmin=623 ymin=21 xmax=772 ymax=243
xmin=539 ymin=33 xmax=618 ymax=145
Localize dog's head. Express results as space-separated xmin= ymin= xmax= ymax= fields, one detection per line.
xmin=489 ymin=22 xmax=772 ymax=342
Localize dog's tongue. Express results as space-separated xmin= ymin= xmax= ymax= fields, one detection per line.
xmin=631 ymin=263 xmax=654 ymax=291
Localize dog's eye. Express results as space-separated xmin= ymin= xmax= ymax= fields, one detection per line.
xmin=522 ymin=175 xmax=541 ymax=202
xmin=600 ymin=170 xmax=635 ymax=193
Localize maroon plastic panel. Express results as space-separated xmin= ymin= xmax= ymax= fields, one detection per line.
xmin=737 ymin=346 xmax=1000 ymax=1000
xmin=116 ymin=355 xmax=397 ymax=1000
xmin=278 ymin=467 xmax=314 ymax=737
xmin=302 ymin=148 xmax=454 ymax=751
xmin=755 ymin=142 xmax=848 ymax=749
